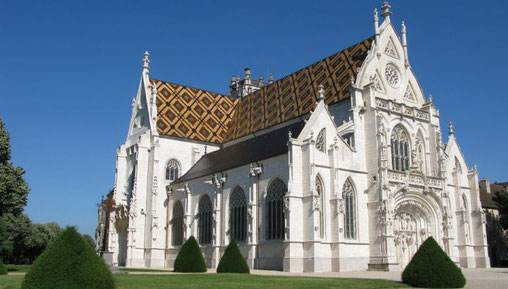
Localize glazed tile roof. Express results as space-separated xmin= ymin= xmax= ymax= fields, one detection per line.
xmin=153 ymin=36 xmax=374 ymax=144
xmin=224 ymin=36 xmax=374 ymax=142
xmin=153 ymin=79 xmax=238 ymax=143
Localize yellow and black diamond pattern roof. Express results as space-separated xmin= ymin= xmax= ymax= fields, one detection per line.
xmin=224 ymin=36 xmax=373 ymax=142
xmin=154 ymin=79 xmax=238 ymax=143
xmin=154 ymin=36 xmax=373 ymax=144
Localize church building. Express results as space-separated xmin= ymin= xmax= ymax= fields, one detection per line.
xmin=96 ymin=2 xmax=490 ymax=272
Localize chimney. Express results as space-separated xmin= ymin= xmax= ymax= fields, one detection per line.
xmin=479 ymin=178 xmax=491 ymax=193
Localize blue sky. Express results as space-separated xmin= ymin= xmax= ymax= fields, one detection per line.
xmin=1 ymin=0 xmax=507 ymax=236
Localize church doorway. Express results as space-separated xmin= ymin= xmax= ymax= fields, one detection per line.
xmin=393 ymin=199 xmax=435 ymax=269
xmin=115 ymin=218 xmax=128 ymax=266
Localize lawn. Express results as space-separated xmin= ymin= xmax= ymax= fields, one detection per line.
xmin=0 ymin=273 xmax=408 ymax=289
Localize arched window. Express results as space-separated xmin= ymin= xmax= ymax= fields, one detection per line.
xmin=315 ymin=128 xmax=326 ymax=152
xmin=343 ymin=179 xmax=356 ymax=239
xmin=315 ymin=176 xmax=325 ymax=238
xmin=266 ymin=178 xmax=287 ymax=240
xmin=198 ymin=195 xmax=213 ymax=245
xmin=165 ymin=159 xmax=181 ymax=181
xmin=172 ymin=201 xmax=184 ymax=246
xmin=455 ymin=157 xmax=462 ymax=174
xmin=391 ymin=126 xmax=410 ymax=171
xmin=229 ymin=187 xmax=247 ymax=242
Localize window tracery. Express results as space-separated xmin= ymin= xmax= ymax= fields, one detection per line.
xmin=403 ymin=84 xmax=415 ymax=101
xmin=266 ymin=178 xmax=287 ymax=240
xmin=391 ymin=126 xmax=410 ymax=171
xmin=384 ymin=64 xmax=400 ymax=88
xmin=315 ymin=176 xmax=325 ymax=238
xmin=165 ymin=159 xmax=181 ymax=181
xmin=229 ymin=186 xmax=247 ymax=242
xmin=172 ymin=201 xmax=184 ymax=246
xmin=198 ymin=195 xmax=213 ymax=244
xmin=316 ymin=128 xmax=326 ymax=152
xmin=384 ymin=39 xmax=399 ymax=59
xmin=343 ymin=179 xmax=356 ymax=239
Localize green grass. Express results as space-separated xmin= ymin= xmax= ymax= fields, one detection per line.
xmin=6 ymin=265 xmax=31 ymax=273
xmin=0 ymin=273 xmax=409 ymax=289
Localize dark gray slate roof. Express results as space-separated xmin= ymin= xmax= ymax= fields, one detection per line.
xmin=173 ymin=121 xmax=305 ymax=184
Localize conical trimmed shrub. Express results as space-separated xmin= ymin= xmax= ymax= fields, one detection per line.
xmin=0 ymin=258 xmax=7 ymax=275
xmin=173 ymin=236 xmax=207 ymax=272
xmin=22 ymin=227 xmax=114 ymax=289
xmin=217 ymin=240 xmax=250 ymax=273
xmin=402 ymin=237 xmax=466 ymax=288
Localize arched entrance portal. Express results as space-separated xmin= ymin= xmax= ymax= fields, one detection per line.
xmin=393 ymin=198 xmax=437 ymax=269
xmin=115 ymin=218 xmax=128 ymax=266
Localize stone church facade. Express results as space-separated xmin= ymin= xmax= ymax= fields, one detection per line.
xmin=96 ymin=2 xmax=490 ymax=272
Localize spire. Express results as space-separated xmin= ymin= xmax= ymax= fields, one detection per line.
xmin=317 ymin=84 xmax=325 ymax=101
xmin=374 ymin=8 xmax=380 ymax=57
xmin=142 ymin=51 xmax=150 ymax=72
xmin=381 ymin=1 xmax=392 ymax=21
xmin=449 ymin=121 xmax=454 ymax=136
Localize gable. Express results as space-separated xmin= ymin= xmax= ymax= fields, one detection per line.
xmin=153 ymin=79 xmax=238 ymax=143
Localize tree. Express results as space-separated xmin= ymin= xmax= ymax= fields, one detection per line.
xmin=82 ymin=234 xmax=95 ymax=249
xmin=0 ymin=258 xmax=7 ymax=275
xmin=0 ymin=117 xmax=30 ymax=216
xmin=22 ymin=227 xmax=115 ymax=289
xmin=494 ymin=190 xmax=508 ymax=229
xmin=0 ymin=213 xmax=32 ymax=264
xmin=173 ymin=236 xmax=207 ymax=272
xmin=402 ymin=237 xmax=466 ymax=288
xmin=217 ymin=239 xmax=250 ymax=273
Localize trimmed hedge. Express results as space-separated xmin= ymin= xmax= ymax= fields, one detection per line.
xmin=22 ymin=227 xmax=115 ymax=289
xmin=0 ymin=258 xmax=7 ymax=275
xmin=402 ymin=237 xmax=466 ymax=288
xmin=217 ymin=240 xmax=250 ymax=274
xmin=173 ymin=236 xmax=207 ymax=272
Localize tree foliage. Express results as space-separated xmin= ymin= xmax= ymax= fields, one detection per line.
xmin=217 ymin=239 xmax=250 ymax=273
xmin=82 ymin=234 xmax=95 ymax=249
xmin=402 ymin=237 xmax=466 ymax=288
xmin=22 ymin=227 xmax=115 ymax=289
xmin=0 ymin=213 xmax=32 ymax=264
xmin=173 ymin=236 xmax=207 ymax=272
xmin=0 ymin=258 xmax=7 ymax=275
xmin=0 ymin=117 xmax=29 ymax=216
xmin=494 ymin=190 xmax=508 ymax=229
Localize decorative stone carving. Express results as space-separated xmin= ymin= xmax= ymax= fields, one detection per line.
xmin=313 ymin=195 xmax=321 ymax=211
xmin=283 ymin=195 xmax=290 ymax=211
xmin=337 ymin=199 xmax=344 ymax=214
xmin=152 ymin=176 xmax=158 ymax=196
xmin=315 ymin=128 xmax=326 ymax=152
xmin=384 ymin=64 xmax=400 ymax=88
xmin=384 ymin=39 xmax=399 ymax=59
xmin=404 ymin=84 xmax=415 ymax=101
xmin=370 ymin=72 xmax=384 ymax=92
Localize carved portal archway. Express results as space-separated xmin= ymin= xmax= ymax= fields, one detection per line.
xmin=393 ymin=198 xmax=436 ymax=269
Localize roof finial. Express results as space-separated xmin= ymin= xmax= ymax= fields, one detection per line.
xmin=143 ymin=51 xmax=150 ymax=71
xmin=428 ymin=94 xmax=433 ymax=103
xmin=318 ymin=84 xmax=325 ymax=101
xmin=381 ymin=1 xmax=392 ymax=19
xmin=269 ymin=74 xmax=274 ymax=84
xmin=401 ymin=21 xmax=409 ymax=67
xmin=449 ymin=121 xmax=454 ymax=136
xmin=374 ymin=8 xmax=379 ymax=23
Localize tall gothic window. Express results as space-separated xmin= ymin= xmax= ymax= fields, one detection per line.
xmin=266 ymin=178 xmax=287 ymax=240
xmin=315 ymin=176 xmax=325 ymax=238
xmin=343 ymin=179 xmax=356 ymax=239
xmin=165 ymin=159 xmax=181 ymax=181
xmin=172 ymin=201 xmax=184 ymax=246
xmin=391 ymin=126 xmax=410 ymax=171
xmin=229 ymin=186 xmax=247 ymax=243
xmin=198 ymin=195 xmax=213 ymax=245
xmin=315 ymin=128 xmax=326 ymax=152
